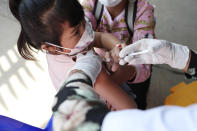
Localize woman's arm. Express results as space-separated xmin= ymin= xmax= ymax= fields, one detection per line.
xmin=93 ymin=32 xmax=120 ymax=50
xmin=102 ymin=104 xmax=197 ymax=131
xmin=128 ymin=0 xmax=156 ymax=83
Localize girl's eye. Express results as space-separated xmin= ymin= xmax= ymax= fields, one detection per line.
xmin=74 ymin=29 xmax=80 ymax=36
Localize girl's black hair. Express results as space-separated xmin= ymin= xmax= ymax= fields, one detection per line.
xmin=9 ymin=0 xmax=84 ymax=60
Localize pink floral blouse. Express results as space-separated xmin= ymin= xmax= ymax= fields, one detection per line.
xmin=82 ymin=0 xmax=155 ymax=83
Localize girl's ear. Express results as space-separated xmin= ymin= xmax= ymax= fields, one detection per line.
xmin=41 ymin=43 xmax=60 ymax=55
xmin=41 ymin=44 xmax=48 ymax=50
xmin=41 ymin=44 xmax=56 ymax=51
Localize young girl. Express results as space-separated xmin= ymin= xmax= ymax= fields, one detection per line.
xmin=9 ymin=0 xmax=136 ymax=110
xmin=46 ymin=0 xmax=155 ymax=109
xmin=81 ymin=0 xmax=156 ymax=109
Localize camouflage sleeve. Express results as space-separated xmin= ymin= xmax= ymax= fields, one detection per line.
xmin=52 ymin=72 xmax=109 ymax=131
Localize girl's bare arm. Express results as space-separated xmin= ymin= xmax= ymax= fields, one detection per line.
xmin=94 ymin=67 xmax=137 ymax=110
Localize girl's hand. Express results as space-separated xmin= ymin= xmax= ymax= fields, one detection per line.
xmin=104 ymin=44 xmax=126 ymax=72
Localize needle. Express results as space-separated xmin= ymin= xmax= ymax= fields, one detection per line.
xmin=129 ymin=50 xmax=149 ymax=56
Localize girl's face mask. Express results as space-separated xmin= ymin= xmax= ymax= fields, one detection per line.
xmin=98 ymin=0 xmax=122 ymax=7
xmin=45 ymin=18 xmax=94 ymax=56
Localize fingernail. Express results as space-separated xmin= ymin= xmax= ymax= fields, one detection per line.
xmin=106 ymin=58 xmax=110 ymax=62
xmin=119 ymin=59 xmax=126 ymax=65
xmin=116 ymin=44 xmax=122 ymax=49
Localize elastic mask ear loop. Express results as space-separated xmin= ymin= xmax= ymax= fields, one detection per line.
xmin=44 ymin=42 xmax=74 ymax=55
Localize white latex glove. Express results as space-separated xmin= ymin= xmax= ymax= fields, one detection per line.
xmin=71 ymin=50 xmax=102 ymax=85
xmin=119 ymin=39 xmax=190 ymax=70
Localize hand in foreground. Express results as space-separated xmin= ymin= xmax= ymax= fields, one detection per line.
xmin=70 ymin=50 xmax=102 ymax=84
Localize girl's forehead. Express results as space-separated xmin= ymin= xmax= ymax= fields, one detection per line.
xmin=60 ymin=21 xmax=85 ymax=48
xmin=60 ymin=23 xmax=76 ymax=40
xmin=62 ymin=21 xmax=74 ymax=31
xmin=61 ymin=21 xmax=83 ymax=37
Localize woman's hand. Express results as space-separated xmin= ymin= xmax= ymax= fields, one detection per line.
xmin=119 ymin=39 xmax=190 ymax=70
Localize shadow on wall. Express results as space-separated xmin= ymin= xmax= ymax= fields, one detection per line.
xmin=0 ymin=45 xmax=44 ymax=110
xmin=0 ymin=0 xmax=44 ymax=111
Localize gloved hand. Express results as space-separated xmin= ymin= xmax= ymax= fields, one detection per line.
xmin=119 ymin=39 xmax=190 ymax=70
xmin=70 ymin=50 xmax=102 ymax=84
